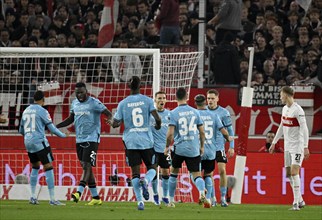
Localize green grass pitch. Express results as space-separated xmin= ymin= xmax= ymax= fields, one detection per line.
xmin=1 ymin=200 xmax=321 ymax=220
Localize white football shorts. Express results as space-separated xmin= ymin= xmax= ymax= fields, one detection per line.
xmin=284 ymin=151 xmax=304 ymax=167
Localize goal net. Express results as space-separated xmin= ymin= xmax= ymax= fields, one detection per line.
xmin=0 ymin=47 xmax=202 ymax=130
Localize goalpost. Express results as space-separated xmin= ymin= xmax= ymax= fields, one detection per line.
xmin=231 ymin=47 xmax=255 ymax=204
xmin=0 ymin=47 xmax=202 ymax=203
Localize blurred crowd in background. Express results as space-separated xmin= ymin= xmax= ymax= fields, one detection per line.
xmin=0 ymin=0 xmax=321 ymax=87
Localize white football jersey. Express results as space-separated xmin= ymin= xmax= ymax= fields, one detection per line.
xmin=281 ymin=102 xmax=308 ymax=153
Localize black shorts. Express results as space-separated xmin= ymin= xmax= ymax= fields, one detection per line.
xmin=171 ymin=153 xmax=201 ymax=173
xmin=76 ymin=142 xmax=99 ymax=167
xmin=155 ymin=152 xmax=170 ymax=169
xmin=201 ymin=159 xmax=215 ymax=174
xmin=215 ymin=150 xmax=228 ymax=163
xmin=125 ymin=148 xmax=156 ymax=167
xmin=28 ymin=146 xmax=54 ymax=165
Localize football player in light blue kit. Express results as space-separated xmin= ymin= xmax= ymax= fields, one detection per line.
xmin=56 ymin=82 xmax=113 ymax=205
xmin=207 ymin=89 xmax=235 ymax=207
xmin=151 ymin=91 xmax=170 ymax=205
xmin=109 ymin=76 xmax=161 ymax=210
xmin=19 ymin=90 xmax=67 ymax=205
xmin=194 ymin=94 xmax=232 ymax=208
xmin=164 ymin=88 xmax=210 ymax=208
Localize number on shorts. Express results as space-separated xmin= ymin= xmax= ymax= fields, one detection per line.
xmin=295 ymin=154 xmax=301 ymax=161
xmin=221 ymin=150 xmax=227 ymax=160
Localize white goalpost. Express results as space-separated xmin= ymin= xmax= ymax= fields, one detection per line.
xmin=231 ymin=47 xmax=255 ymax=204
xmin=0 ymin=47 xmax=202 ymax=203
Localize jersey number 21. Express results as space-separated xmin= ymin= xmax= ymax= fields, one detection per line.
xmin=23 ymin=114 xmax=36 ymax=133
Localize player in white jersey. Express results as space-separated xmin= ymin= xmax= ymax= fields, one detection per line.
xmin=269 ymin=86 xmax=310 ymax=211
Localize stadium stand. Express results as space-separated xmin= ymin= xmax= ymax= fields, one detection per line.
xmin=0 ymin=0 xmax=320 ymax=87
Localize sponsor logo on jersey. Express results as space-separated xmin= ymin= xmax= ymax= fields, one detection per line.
xmin=127 ymin=101 xmax=144 ymax=107
xmin=179 ymin=111 xmax=194 ymax=116
xmin=282 ymin=116 xmax=299 ymax=127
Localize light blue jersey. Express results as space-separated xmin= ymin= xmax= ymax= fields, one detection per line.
xmin=208 ymin=106 xmax=233 ymax=151
xmin=198 ymin=109 xmax=224 ymax=160
xmin=151 ymin=109 xmax=170 ymax=153
xmin=71 ymin=96 xmax=107 ymax=143
xmin=19 ymin=104 xmax=65 ymax=153
xmin=170 ymin=104 xmax=203 ymax=157
xmin=114 ymin=94 xmax=156 ymax=150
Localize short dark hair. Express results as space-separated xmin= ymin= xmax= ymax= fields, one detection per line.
xmin=130 ymin=76 xmax=141 ymax=90
xmin=0 ymin=28 xmax=9 ymax=34
xmin=267 ymin=130 xmax=275 ymax=135
xmin=155 ymin=91 xmax=166 ymax=97
xmin=194 ymin=94 xmax=206 ymax=107
xmin=34 ymin=90 xmax=44 ymax=101
xmin=75 ymin=82 xmax=86 ymax=88
xmin=138 ymin=0 xmax=149 ymax=6
xmin=256 ymin=13 xmax=264 ymax=17
xmin=28 ymin=36 xmax=38 ymax=45
xmin=194 ymin=94 xmax=206 ymax=103
xmin=207 ymin=89 xmax=219 ymax=96
xmin=309 ymin=8 xmax=320 ymax=15
xmin=176 ymin=88 xmax=187 ymax=100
